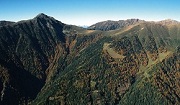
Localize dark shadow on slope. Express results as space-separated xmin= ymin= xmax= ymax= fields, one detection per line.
xmin=0 ymin=59 xmax=44 ymax=105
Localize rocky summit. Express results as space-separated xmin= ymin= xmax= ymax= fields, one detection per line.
xmin=0 ymin=13 xmax=179 ymax=105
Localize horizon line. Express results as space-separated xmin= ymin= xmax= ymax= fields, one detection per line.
xmin=0 ymin=13 xmax=179 ymax=26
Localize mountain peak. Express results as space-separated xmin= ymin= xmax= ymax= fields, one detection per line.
xmin=34 ymin=13 xmax=55 ymax=20
xmin=35 ymin=13 xmax=49 ymax=18
xmin=32 ymin=13 xmax=64 ymax=24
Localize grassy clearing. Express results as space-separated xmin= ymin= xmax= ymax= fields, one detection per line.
xmin=103 ymin=43 xmax=125 ymax=59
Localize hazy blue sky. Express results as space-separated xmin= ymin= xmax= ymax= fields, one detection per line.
xmin=0 ymin=0 xmax=180 ymax=25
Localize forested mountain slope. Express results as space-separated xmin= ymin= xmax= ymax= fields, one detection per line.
xmin=0 ymin=14 xmax=179 ymax=105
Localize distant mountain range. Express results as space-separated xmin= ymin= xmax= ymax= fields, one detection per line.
xmin=88 ymin=19 xmax=144 ymax=31
xmin=0 ymin=13 xmax=179 ymax=105
xmin=78 ymin=25 xmax=89 ymax=28
xmin=88 ymin=18 xmax=180 ymax=31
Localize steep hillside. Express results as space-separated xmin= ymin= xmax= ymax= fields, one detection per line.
xmin=119 ymin=48 xmax=180 ymax=105
xmin=88 ymin=19 xmax=144 ymax=31
xmin=0 ymin=13 xmax=67 ymax=104
xmin=0 ymin=13 xmax=104 ymax=105
xmin=0 ymin=14 xmax=179 ymax=105
xmin=33 ymin=21 xmax=180 ymax=104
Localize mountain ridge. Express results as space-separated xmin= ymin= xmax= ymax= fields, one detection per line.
xmin=0 ymin=21 xmax=15 ymax=27
xmin=88 ymin=19 xmax=144 ymax=31
xmin=157 ymin=19 xmax=179 ymax=25
xmin=88 ymin=18 xmax=180 ymax=31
